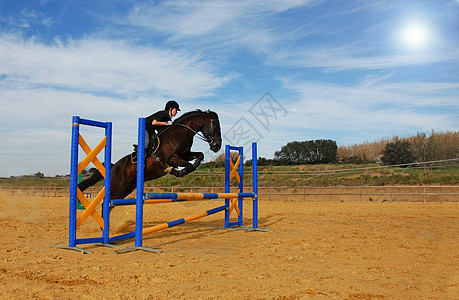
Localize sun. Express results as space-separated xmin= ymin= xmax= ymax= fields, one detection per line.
xmin=400 ymin=22 xmax=429 ymax=49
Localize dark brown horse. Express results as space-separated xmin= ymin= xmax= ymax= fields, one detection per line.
xmin=78 ymin=110 xmax=222 ymax=200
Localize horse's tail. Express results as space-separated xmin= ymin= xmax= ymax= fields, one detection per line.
xmin=77 ymin=164 xmax=112 ymax=192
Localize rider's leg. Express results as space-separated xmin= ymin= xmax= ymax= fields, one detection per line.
xmin=145 ymin=130 xmax=150 ymax=155
xmin=145 ymin=130 xmax=150 ymax=149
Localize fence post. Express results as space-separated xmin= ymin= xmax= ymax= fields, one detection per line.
xmin=69 ymin=116 xmax=80 ymax=248
xmin=134 ymin=118 xmax=145 ymax=247
xmin=252 ymin=142 xmax=258 ymax=228
xmin=102 ymin=121 xmax=112 ymax=244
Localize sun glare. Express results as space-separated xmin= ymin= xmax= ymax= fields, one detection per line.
xmin=400 ymin=23 xmax=429 ymax=49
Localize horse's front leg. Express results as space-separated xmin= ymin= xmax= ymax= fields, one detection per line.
xmin=188 ymin=151 xmax=204 ymax=170
xmin=168 ymin=152 xmax=204 ymax=177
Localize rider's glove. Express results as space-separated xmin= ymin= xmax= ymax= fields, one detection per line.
xmin=165 ymin=121 xmax=173 ymax=125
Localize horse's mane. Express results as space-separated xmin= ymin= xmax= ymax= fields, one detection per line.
xmin=174 ymin=109 xmax=213 ymax=124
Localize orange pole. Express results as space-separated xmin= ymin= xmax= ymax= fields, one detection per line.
xmin=77 ymin=136 xmax=107 ymax=175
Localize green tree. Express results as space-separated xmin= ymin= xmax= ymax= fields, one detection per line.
xmin=315 ymin=139 xmax=338 ymax=163
xmin=34 ymin=172 xmax=44 ymax=179
xmin=381 ymin=140 xmax=415 ymax=166
xmin=274 ymin=139 xmax=337 ymax=164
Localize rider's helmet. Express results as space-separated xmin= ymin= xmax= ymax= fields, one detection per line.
xmin=165 ymin=100 xmax=180 ymax=111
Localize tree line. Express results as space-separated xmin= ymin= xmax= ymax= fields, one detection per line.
xmin=262 ymin=131 xmax=458 ymax=166
xmin=338 ymin=130 xmax=459 ymax=165
xmin=202 ymin=130 xmax=458 ymax=168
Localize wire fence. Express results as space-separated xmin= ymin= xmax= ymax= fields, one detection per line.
xmin=185 ymin=158 xmax=459 ymax=176
xmin=1 ymin=185 xmax=457 ymax=202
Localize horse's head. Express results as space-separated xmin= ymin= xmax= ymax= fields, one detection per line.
xmin=172 ymin=109 xmax=222 ymax=152
xmin=202 ymin=110 xmax=222 ymax=152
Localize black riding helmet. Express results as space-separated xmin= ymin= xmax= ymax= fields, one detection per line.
xmin=165 ymin=100 xmax=180 ymax=111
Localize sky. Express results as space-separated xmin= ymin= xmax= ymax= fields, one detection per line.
xmin=0 ymin=0 xmax=458 ymax=177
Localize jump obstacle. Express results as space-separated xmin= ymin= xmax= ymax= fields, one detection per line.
xmin=55 ymin=116 xmax=267 ymax=254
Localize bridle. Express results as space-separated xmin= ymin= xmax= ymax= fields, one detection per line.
xmin=170 ymin=115 xmax=219 ymax=147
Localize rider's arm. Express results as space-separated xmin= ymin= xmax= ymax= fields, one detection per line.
xmin=152 ymin=119 xmax=166 ymax=126
xmin=152 ymin=119 xmax=172 ymax=126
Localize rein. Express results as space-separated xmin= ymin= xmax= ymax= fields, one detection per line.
xmin=174 ymin=123 xmax=211 ymax=144
xmin=157 ymin=116 xmax=217 ymax=146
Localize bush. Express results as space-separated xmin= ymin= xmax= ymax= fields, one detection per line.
xmin=274 ymin=139 xmax=337 ymax=164
xmin=381 ymin=140 xmax=415 ymax=166
xmin=34 ymin=172 xmax=44 ymax=179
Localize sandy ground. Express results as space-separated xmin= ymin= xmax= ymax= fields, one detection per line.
xmin=0 ymin=190 xmax=458 ymax=299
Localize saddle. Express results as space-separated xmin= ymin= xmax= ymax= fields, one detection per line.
xmin=130 ymin=135 xmax=175 ymax=175
xmin=131 ymin=136 xmax=159 ymax=164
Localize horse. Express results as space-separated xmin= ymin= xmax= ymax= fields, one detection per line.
xmin=78 ymin=110 xmax=222 ymax=200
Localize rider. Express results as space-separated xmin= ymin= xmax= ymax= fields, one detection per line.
xmin=144 ymin=100 xmax=181 ymax=152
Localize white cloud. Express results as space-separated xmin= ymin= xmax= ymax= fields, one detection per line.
xmin=129 ymin=0 xmax=315 ymax=35
xmin=0 ymin=33 xmax=235 ymax=176
xmin=280 ymin=77 xmax=459 ymax=137
xmin=0 ymin=34 xmax=230 ymax=98
xmin=266 ymin=44 xmax=458 ymax=72
xmin=123 ymin=0 xmax=316 ymax=51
